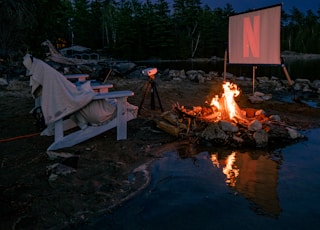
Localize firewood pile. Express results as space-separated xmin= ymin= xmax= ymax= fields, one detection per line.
xmin=156 ymin=82 xmax=306 ymax=149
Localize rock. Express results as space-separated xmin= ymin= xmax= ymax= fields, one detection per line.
xmin=255 ymin=109 xmax=266 ymax=116
xmin=46 ymin=163 xmax=77 ymax=181
xmin=295 ymin=78 xmax=311 ymax=84
xmin=172 ymin=77 xmax=182 ymax=81
xmin=256 ymin=76 xmax=269 ymax=83
xmin=293 ymin=83 xmax=303 ymax=91
xmin=270 ymin=76 xmax=279 ymax=81
xmin=208 ymin=71 xmax=219 ymax=78
xmin=0 ymin=77 xmax=8 ymax=86
xmin=310 ymin=80 xmax=320 ymax=89
xmin=269 ymin=115 xmax=281 ymax=122
xmin=253 ymin=129 xmax=268 ymax=147
xmin=286 ymin=127 xmax=304 ymax=139
xmin=225 ymin=72 xmax=234 ymax=79
xmin=248 ymin=95 xmax=264 ymax=104
xmin=248 ymin=119 xmax=262 ymax=131
xmin=232 ymin=134 xmax=244 ymax=144
xmin=254 ymin=91 xmax=265 ymax=97
xmin=200 ymin=123 xmax=228 ymax=141
xmin=302 ymin=85 xmax=312 ymax=92
xmin=186 ymin=70 xmax=199 ymax=81
xmin=169 ymin=69 xmax=180 ymax=78
xmin=179 ymin=70 xmax=187 ymax=79
xmin=219 ymin=120 xmax=239 ymax=132
xmin=115 ymin=62 xmax=136 ymax=74
xmin=262 ymin=94 xmax=272 ymax=100
xmin=197 ymin=74 xmax=206 ymax=83
xmin=6 ymin=79 xmax=29 ymax=90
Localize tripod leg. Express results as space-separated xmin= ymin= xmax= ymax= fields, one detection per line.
xmin=153 ymin=82 xmax=164 ymax=112
xmin=150 ymin=81 xmax=155 ymax=110
xmin=138 ymin=81 xmax=151 ymax=114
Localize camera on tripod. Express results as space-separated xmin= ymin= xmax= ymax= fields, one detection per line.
xmin=142 ymin=68 xmax=157 ymax=80
xmin=138 ymin=67 xmax=163 ymax=113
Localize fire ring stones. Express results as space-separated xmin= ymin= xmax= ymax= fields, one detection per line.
xmin=219 ymin=120 xmax=239 ymax=132
xmin=248 ymin=120 xmax=262 ymax=131
xmin=253 ymin=129 xmax=269 ymax=148
xmin=200 ymin=123 xmax=228 ymax=141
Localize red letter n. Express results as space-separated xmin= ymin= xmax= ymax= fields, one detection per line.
xmin=243 ymin=16 xmax=260 ymax=58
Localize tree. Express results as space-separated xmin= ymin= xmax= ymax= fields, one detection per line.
xmin=99 ymin=0 xmax=117 ymax=50
xmin=25 ymin=0 xmax=73 ymax=56
xmin=148 ymin=0 xmax=174 ymax=58
xmin=172 ymin=0 xmax=202 ymax=58
xmin=0 ymin=0 xmax=36 ymax=57
xmin=112 ymin=0 xmax=140 ymax=59
xmin=2 ymin=0 xmax=320 ymax=60
xmin=71 ymin=0 xmax=92 ymax=46
xmin=304 ymin=10 xmax=320 ymax=53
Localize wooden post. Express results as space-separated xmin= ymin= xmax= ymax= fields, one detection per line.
xmin=223 ymin=49 xmax=227 ymax=82
xmin=281 ymin=57 xmax=294 ymax=86
xmin=252 ymin=66 xmax=257 ymax=94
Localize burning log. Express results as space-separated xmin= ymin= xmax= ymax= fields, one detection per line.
xmin=156 ymin=120 xmax=180 ymax=137
xmin=156 ymin=81 xmax=306 ymax=148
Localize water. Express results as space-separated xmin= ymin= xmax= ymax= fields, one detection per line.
xmin=135 ymin=58 xmax=320 ymax=81
xmin=92 ymin=128 xmax=320 ymax=230
xmin=279 ymin=92 xmax=320 ymax=108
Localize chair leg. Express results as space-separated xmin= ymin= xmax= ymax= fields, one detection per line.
xmin=54 ymin=119 xmax=64 ymax=142
xmin=116 ymin=97 xmax=128 ymax=140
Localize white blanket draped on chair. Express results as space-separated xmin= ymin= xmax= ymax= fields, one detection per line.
xmin=23 ymin=54 xmax=137 ymax=151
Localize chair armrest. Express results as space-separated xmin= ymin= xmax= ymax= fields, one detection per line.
xmin=94 ymin=90 xmax=134 ymax=100
xmin=65 ymin=74 xmax=89 ymax=82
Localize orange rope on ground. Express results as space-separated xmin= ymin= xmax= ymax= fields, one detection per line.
xmin=0 ymin=132 xmax=41 ymax=143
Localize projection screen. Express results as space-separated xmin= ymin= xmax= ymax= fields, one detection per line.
xmin=228 ymin=4 xmax=282 ymax=65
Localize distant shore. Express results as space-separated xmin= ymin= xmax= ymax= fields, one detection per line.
xmin=133 ymin=51 xmax=320 ymax=64
xmin=279 ymin=51 xmax=320 ymax=60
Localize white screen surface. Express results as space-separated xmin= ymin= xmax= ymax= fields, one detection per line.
xmin=228 ymin=5 xmax=281 ymax=65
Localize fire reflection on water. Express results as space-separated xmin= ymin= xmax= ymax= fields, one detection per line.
xmin=210 ymin=150 xmax=281 ymax=217
xmin=222 ymin=152 xmax=239 ymax=187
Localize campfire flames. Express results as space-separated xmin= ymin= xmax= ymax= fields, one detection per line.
xmin=209 ymin=82 xmax=248 ymax=123
xmin=156 ymin=81 xmax=305 ymax=148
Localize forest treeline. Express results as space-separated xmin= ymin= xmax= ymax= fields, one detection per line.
xmin=1 ymin=0 xmax=320 ymax=60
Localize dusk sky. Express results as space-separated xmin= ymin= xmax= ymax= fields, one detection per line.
xmin=200 ymin=0 xmax=319 ymax=13
xmin=157 ymin=0 xmax=319 ymax=14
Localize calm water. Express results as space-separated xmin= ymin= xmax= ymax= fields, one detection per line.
xmin=135 ymin=59 xmax=320 ymax=81
xmin=92 ymin=128 xmax=320 ymax=230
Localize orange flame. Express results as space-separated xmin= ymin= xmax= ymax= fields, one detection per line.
xmin=210 ymin=82 xmax=246 ymax=122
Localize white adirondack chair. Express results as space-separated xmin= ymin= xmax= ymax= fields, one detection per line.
xmin=46 ymin=90 xmax=135 ymax=151
xmin=23 ymin=54 xmax=137 ymax=152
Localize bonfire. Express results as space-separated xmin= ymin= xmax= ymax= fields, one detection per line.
xmin=156 ymin=81 xmax=305 ymax=148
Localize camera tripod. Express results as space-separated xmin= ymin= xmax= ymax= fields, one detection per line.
xmin=138 ymin=74 xmax=164 ymax=114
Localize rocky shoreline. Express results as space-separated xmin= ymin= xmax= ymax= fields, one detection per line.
xmin=1 ymin=54 xmax=320 ymax=229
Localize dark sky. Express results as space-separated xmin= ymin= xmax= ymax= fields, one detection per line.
xmin=156 ymin=0 xmax=319 ymax=13
xmin=200 ymin=0 xmax=319 ymax=13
